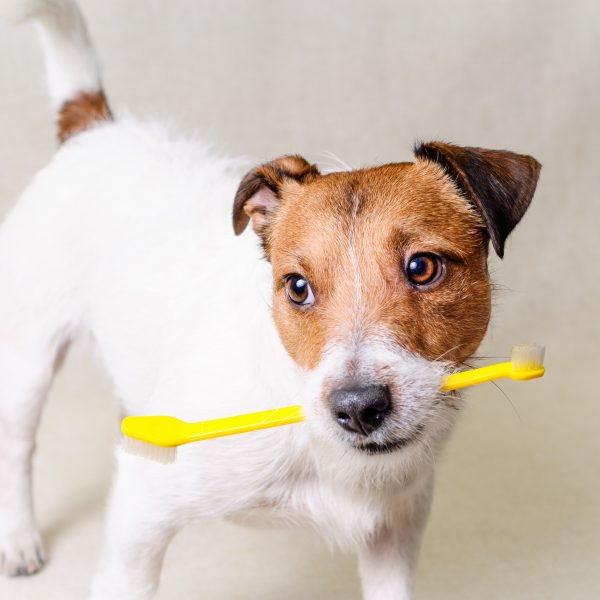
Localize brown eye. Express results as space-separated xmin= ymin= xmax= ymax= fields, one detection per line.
xmin=405 ymin=253 xmax=443 ymax=286
xmin=285 ymin=275 xmax=315 ymax=306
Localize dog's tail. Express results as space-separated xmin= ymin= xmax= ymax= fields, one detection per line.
xmin=2 ymin=0 xmax=112 ymax=143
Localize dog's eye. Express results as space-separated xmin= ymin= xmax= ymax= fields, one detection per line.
xmin=285 ymin=275 xmax=315 ymax=306
xmin=405 ymin=253 xmax=443 ymax=286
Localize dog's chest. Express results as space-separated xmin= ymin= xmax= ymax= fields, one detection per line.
xmin=228 ymin=467 xmax=390 ymax=549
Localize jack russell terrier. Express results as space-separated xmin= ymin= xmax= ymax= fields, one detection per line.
xmin=0 ymin=1 xmax=541 ymax=598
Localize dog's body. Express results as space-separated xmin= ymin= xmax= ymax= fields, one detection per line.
xmin=0 ymin=2 xmax=541 ymax=598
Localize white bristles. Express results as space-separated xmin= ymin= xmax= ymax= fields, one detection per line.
xmin=511 ymin=344 xmax=546 ymax=371
xmin=121 ymin=436 xmax=177 ymax=465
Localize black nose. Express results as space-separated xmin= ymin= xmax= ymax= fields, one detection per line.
xmin=329 ymin=385 xmax=391 ymax=436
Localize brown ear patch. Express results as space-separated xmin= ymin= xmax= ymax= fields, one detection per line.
xmin=414 ymin=142 xmax=541 ymax=257
xmin=232 ymin=155 xmax=320 ymax=241
xmin=57 ymin=90 xmax=112 ymax=144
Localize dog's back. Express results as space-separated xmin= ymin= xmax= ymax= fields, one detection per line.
xmin=0 ymin=0 xmax=290 ymax=410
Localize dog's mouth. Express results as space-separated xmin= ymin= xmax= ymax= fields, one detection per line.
xmin=353 ymin=424 xmax=424 ymax=455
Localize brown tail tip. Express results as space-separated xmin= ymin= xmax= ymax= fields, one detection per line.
xmin=57 ymin=90 xmax=112 ymax=144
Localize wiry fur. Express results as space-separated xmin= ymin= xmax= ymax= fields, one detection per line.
xmin=0 ymin=1 xmax=539 ymax=599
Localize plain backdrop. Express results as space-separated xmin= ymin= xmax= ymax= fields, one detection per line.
xmin=0 ymin=1 xmax=599 ymax=598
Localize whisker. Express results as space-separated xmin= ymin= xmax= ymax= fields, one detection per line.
xmin=457 ymin=361 xmax=522 ymax=422
xmin=433 ymin=392 xmax=462 ymax=412
xmin=443 ymin=402 xmax=461 ymax=411
xmin=464 ymin=355 xmax=509 ymax=362
xmin=459 ymin=360 xmax=477 ymax=370
xmin=319 ymin=151 xmax=353 ymax=173
xmin=487 ymin=379 xmax=522 ymax=422
xmin=446 ymin=361 xmax=523 ymax=423
xmin=432 ymin=344 xmax=465 ymax=363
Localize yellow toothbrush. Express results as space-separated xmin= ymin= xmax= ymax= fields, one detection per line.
xmin=441 ymin=343 xmax=545 ymax=391
xmin=122 ymin=344 xmax=545 ymax=463
xmin=122 ymin=406 xmax=305 ymax=464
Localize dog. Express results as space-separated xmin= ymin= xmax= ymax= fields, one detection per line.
xmin=0 ymin=1 xmax=541 ymax=598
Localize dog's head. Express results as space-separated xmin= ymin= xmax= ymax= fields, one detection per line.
xmin=233 ymin=143 xmax=540 ymax=458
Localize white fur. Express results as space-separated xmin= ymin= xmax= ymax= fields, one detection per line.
xmin=2 ymin=0 xmax=101 ymax=108
xmin=0 ymin=2 xmax=462 ymax=598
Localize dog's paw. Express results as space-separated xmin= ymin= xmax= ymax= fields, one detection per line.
xmin=0 ymin=528 xmax=46 ymax=577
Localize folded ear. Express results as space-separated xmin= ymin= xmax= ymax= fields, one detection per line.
xmin=414 ymin=142 xmax=541 ymax=258
xmin=232 ymin=155 xmax=320 ymax=237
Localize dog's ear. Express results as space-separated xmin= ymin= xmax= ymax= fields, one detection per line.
xmin=414 ymin=142 xmax=541 ymax=258
xmin=233 ymin=155 xmax=320 ymax=237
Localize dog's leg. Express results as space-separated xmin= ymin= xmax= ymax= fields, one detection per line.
xmin=0 ymin=343 xmax=49 ymax=577
xmin=0 ymin=326 xmax=70 ymax=576
xmin=357 ymin=473 xmax=434 ymax=600
xmin=0 ymin=199 xmax=80 ymax=576
xmin=90 ymin=451 xmax=184 ymax=600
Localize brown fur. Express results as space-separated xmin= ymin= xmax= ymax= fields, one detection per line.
xmin=57 ymin=90 xmax=112 ymax=144
xmin=414 ymin=142 xmax=541 ymax=257
xmin=266 ymin=161 xmax=491 ymax=370
xmin=233 ymin=155 xmax=320 ymax=245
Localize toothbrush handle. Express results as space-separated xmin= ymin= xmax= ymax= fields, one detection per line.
xmin=180 ymin=405 xmax=305 ymax=445
xmin=442 ymin=362 xmax=512 ymax=391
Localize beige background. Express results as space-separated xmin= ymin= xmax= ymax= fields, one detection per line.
xmin=1 ymin=0 xmax=599 ymax=598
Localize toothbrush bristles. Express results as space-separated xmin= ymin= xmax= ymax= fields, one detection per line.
xmin=121 ymin=436 xmax=177 ymax=464
xmin=511 ymin=344 xmax=545 ymax=371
